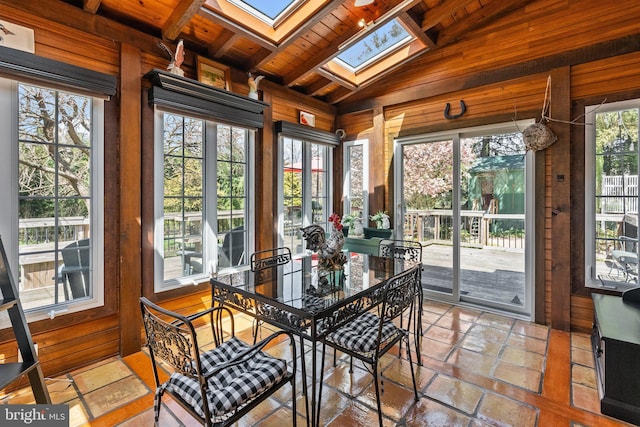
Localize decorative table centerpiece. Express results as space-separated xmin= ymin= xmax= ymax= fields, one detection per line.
xmin=300 ymin=213 xmax=347 ymax=271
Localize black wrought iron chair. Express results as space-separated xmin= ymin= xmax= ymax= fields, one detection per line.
xmin=317 ymin=265 xmax=421 ymax=427
xmin=140 ymin=297 xmax=297 ymax=427
xmin=248 ymin=246 xmax=310 ymax=418
xmin=249 ymin=247 xmax=293 ymax=342
xmin=378 ymin=239 xmax=424 ymax=363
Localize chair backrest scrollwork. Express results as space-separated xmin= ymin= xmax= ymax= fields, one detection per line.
xmin=251 ymin=247 xmax=292 ymax=271
xmin=379 ymin=239 xmax=423 ymax=263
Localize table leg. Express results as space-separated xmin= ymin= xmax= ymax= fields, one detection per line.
xmin=311 ymin=339 xmax=318 ymax=427
xmin=299 ymin=335 xmax=310 ymax=427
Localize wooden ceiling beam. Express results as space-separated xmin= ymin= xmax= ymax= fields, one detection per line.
xmin=399 ymin=11 xmax=436 ymax=49
xmin=197 ymin=7 xmax=278 ymax=50
xmin=306 ymin=77 xmax=334 ymax=97
xmin=247 ymin=0 xmax=346 ymax=72
xmin=282 ymin=28 xmax=362 ymax=87
xmin=82 ymin=0 xmax=101 ymax=14
xmin=421 ymin=0 xmax=474 ymax=31
xmin=436 ymin=0 xmax=531 ymax=47
xmin=324 ymin=86 xmax=354 ymax=105
xmin=206 ymin=30 xmax=240 ymax=58
xmin=316 ymin=67 xmax=358 ymax=91
xmin=163 ymin=0 xmax=206 ymax=41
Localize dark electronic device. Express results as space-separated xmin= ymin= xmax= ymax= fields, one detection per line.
xmin=622 ymin=286 xmax=640 ymax=303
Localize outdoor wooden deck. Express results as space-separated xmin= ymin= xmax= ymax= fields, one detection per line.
xmin=420 ymin=244 xmax=526 ymax=307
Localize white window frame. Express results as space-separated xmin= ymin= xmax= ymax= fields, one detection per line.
xmin=584 ymin=98 xmax=640 ymax=288
xmin=153 ymin=108 xmax=255 ymax=292
xmin=0 ymin=77 xmax=105 ymax=323
xmin=394 ymin=120 xmax=535 ymax=317
xmin=343 ymin=139 xmax=369 ymax=222
xmin=277 ymin=136 xmax=334 ymax=255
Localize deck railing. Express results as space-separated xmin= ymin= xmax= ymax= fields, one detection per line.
xmin=404 ymin=210 xmax=525 ymax=249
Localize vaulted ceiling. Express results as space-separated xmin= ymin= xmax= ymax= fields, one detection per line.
xmin=67 ymin=0 xmax=532 ymax=104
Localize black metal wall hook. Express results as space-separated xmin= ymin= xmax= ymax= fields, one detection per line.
xmin=444 ymin=100 xmax=466 ymax=119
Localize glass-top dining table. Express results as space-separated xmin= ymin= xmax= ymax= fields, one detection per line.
xmin=210 ymin=251 xmax=418 ymax=426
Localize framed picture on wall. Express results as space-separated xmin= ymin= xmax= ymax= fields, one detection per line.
xmin=197 ymin=56 xmax=231 ymax=90
xmin=299 ymin=110 xmax=316 ymax=127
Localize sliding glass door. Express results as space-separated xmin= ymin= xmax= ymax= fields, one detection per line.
xmin=395 ymin=122 xmax=534 ymax=316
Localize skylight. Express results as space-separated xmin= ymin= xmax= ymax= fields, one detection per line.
xmin=335 ymin=19 xmax=413 ymax=72
xmin=229 ymin=0 xmax=301 ymax=25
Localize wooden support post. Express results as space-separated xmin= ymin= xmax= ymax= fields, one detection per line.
xmin=119 ymin=43 xmax=142 ymax=355
xmin=547 ymin=67 xmax=572 ymax=331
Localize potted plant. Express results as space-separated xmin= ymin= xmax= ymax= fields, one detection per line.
xmin=341 ymin=214 xmax=356 ymax=236
xmin=369 ymin=211 xmax=390 ymax=229
xmin=341 ymin=214 xmax=365 ymax=237
xmin=365 ymin=211 xmax=392 ymax=238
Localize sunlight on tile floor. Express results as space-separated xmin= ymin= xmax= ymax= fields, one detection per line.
xmin=0 ymin=301 xmax=630 ymax=426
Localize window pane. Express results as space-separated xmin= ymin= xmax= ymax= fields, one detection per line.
xmin=184 ymin=158 xmax=203 ymax=197
xmin=459 ymin=132 xmax=527 ymax=306
xmin=231 ymin=164 xmax=246 ymax=197
xmin=346 ymin=144 xmax=365 ymax=220
xmin=281 ymin=137 xmax=332 ymax=254
xmin=162 ymin=113 xmax=205 ymax=281
xmin=164 ymin=115 xmax=184 ymax=156
xmin=335 ymin=19 xmax=412 ymax=71
xmin=216 ymin=125 xmax=250 ymax=271
xmin=19 ymin=143 xmax=56 ymax=197
xmin=19 ymin=86 xmax=56 ymax=143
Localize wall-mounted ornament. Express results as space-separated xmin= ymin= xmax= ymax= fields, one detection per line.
xmin=444 ymin=100 xmax=466 ymax=119
xmin=158 ymin=40 xmax=184 ymax=77
xmin=247 ymin=73 xmax=264 ymax=99
xmin=0 ymin=19 xmax=34 ymax=53
xmin=522 ymin=76 xmax=558 ymax=152
xmin=300 ymin=110 xmax=316 ymax=127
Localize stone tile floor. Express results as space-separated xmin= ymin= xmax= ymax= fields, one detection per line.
xmin=0 ymin=301 xmax=633 ymax=426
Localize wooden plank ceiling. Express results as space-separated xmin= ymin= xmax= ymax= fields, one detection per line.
xmin=69 ymin=0 xmax=533 ymax=104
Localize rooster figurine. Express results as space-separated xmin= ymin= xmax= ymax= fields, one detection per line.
xmin=300 ymin=213 xmax=346 ymax=270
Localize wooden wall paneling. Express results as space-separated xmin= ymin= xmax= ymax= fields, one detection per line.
xmin=383 ymin=74 xmax=549 ymax=130
xmin=571 ymin=51 xmax=640 ymax=100
xmin=340 ymin=1 xmax=640 ymax=115
xmin=570 ymin=294 xmax=595 ymax=333
xmin=0 ymin=315 xmax=119 ymax=378
xmin=0 ymin=0 xmax=163 ymax=61
xmin=39 ymin=326 xmax=119 ymax=376
xmin=337 ymin=111 xmax=374 ymax=139
xmin=262 ymin=80 xmax=336 ymax=132
xmin=119 ymin=43 xmax=143 ymax=356
xmin=547 ymin=67 xmax=571 ymax=331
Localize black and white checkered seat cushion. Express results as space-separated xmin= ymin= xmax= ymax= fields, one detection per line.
xmin=161 ymin=336 xmax=287 ymax=419
xmin=326 ymin=312 xmax=400 ymax=353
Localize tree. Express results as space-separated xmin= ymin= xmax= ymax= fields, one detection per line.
xmin=18 ymin=84 xmax=92 ymax=220
xmin=402 ymin=133 xmax=525 ymax=210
